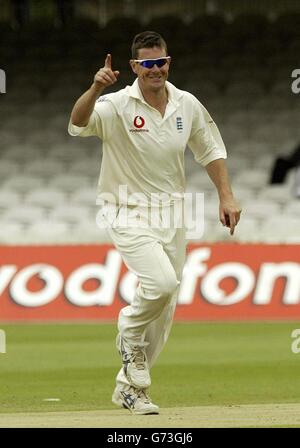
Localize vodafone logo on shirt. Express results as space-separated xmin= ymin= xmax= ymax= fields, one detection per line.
xmin=0 ymin=244 xmax=299 ymax=321
xmin=130 ymin=116 xmax=149 ymax=133
xmin=134 ymin=116 xmax=145 ymax=128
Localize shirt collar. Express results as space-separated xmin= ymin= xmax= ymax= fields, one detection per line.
xmin=128 ymin=78 xmax=183 ymax=108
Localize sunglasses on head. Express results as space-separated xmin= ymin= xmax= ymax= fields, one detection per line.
xmin=133 ymin=56 xmax=171 ymax=69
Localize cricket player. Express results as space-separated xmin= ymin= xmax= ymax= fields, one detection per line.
xmin=68 ymin=31 xmax=241 ymax=415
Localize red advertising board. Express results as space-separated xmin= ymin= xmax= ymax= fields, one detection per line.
xmin=0 ymin=244 xmax=299 ymax=321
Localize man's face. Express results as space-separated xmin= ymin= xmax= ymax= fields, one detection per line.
xmin=130 ymin=46 xmax=171 ymax=92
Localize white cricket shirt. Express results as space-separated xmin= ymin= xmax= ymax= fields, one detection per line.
xmin=68 ymin=79 xmax=227 ymax=206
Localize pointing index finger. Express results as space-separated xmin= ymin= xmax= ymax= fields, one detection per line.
xmin=229 ymin=214 xmax=236 ymax=235
xmin=105 ymin=53 xmax=112 ymax=69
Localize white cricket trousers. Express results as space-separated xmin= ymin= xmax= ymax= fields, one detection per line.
xmin=100 ymin=202 xmax=187 ymax=388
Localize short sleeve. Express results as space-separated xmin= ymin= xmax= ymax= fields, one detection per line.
xmin=68 ymin=98 xmax=117 ymax=141
xmin=187 ymin=96 xmax=227 ymax=166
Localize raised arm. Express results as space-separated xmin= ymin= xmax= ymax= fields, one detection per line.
xmin=70 ymin=54 xmax=120 ymax=127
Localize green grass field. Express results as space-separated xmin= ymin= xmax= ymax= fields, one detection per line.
xmin=1 ymin=321 xmax=300 ymax=419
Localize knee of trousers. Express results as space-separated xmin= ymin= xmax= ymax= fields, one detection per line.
xmin=152 ymin=271 xmax=179 ymax=301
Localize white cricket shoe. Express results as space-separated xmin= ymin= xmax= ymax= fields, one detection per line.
xmin=112 ymin=384 xmax=159 ymax=415
xmin=117 ymin=336 xmax=151 ymax=389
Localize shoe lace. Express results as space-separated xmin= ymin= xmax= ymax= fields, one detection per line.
xmin=123 ymin=386 xmax=152 ymax=404
xmin=137 ymin=389 xmax=151 ymax=403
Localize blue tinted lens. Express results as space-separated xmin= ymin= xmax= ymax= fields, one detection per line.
xmin=141 ymin=58 xmax=168 ymax=68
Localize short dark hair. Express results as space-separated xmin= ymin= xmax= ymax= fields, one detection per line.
xmin=131 ymin=31 xmax=168 ymax=59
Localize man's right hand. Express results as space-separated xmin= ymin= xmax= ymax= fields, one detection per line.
xmin=70 ymin=54 xmax=119 ymax=127
xmin=93 ymin=54 xmax=120 ymax=91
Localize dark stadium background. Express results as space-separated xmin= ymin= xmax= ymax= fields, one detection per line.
xmin=1 ymin=0 xmax=300 ymax=246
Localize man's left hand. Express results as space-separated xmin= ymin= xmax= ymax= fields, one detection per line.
xmin=219 ymin=196 xmax=242 ymax=236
